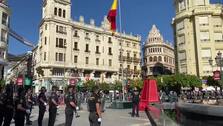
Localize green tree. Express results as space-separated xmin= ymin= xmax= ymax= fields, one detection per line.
xmin=99 ymin=82 xmax=110 ymax=92
xmin=187 ymin=75 xmax=202 ymax=88
xmin=111 ymin=81 xmax=122 ymax=91
xmin=128 ymin=79 xmax=143 ymax=90
xmin=206 ymin=76 xmax=220 ymax=87
xmin=84 ymin=80 xmax=97 ymax=91
xmin=155 ymin=74 xmax=202 ymax=93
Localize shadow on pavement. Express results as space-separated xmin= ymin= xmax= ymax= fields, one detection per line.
xmin=57 ymin=123 xmax=65 ymax=126
xmin=31 ymin=118 xmax=49 ymax=126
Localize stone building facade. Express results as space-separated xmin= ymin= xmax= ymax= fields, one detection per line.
xmin=173 ymin=0 xmax=223 ymax=77
xmin=144 ymin=25 xmax=175 ymax=76
xmin=34 ymin=0 xmax=141 ymax=90
xmin=0 ymin=1 xmax=9 ymax=80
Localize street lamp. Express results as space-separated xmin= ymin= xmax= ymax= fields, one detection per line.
xmin=208 ymin=58 xmax=214 ymax=72
xmin=215 ymin=51 xmax=223 ymax=86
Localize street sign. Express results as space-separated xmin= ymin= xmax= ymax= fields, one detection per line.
xmin=213 ymin=70 xmax=221 ymax=80
xmin=202 ymin=79 xmax=207 ymax=84
xmin=69 ymin=78 xmax=77 ymax=85
xmin=25 ymin=77 xmax=32 ymax=86
xmin=16 ymin=77 xmax=23 ymax=86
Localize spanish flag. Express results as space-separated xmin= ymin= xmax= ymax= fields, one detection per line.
xmin=107 ymin=0 xmax=118 ymax=32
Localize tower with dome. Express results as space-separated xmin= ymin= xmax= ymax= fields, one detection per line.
xmin=144 ymin=25 xmax=175 ymax=76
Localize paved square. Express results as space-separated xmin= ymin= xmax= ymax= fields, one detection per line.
xmin=10 ymin=103 xmax=150 ymax=126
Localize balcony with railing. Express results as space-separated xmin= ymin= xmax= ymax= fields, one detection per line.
xmin=73 ymin=34 xmax=80 ymax=38
xmin=95 ymin=39 xmax=101 ymax=43
xmin=73 ymin=48 xmax=80 ymax=51
xmin=95 ymin=51 xmax=101 ymax=54
xmin=133 ymin=58 xmax=140 ymax=63
xmin=85 ymin=50 xmax=91 ymax=53
xmin=85 ymin=36 xmax=91 ymax=41
xmin=127 ymin=57 xmax=132 ymax=63
xmin=119 ymin=56 xmax=127 ymax=61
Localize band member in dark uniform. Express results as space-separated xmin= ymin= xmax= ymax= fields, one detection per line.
xmin=2 ymin=83 xmax=14 ymax=126
xmin=131 ymin=87 xmax=140 ymax=117
xmin=15 ymin=87 xmax=30 ymax=126
xmin=65 ymin=86 xmax=77 ymax=126
xmin=25 ymin=88 xmax=33 ymax=125
xmin=48 ymin=86 xmax=59 ymax=126
xmin=38 ymin=87 xmax=47 ymax=126
xmin=0 ymin=85 xmax=4 ymax=125
xmin=88 ymin=87 xmax=102 ymax=126
xmin=0 ymin=82 xmax=14 ymax=126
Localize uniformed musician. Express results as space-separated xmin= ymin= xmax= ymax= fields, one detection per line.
xmin=65 ymin=86 xmax=77 ymax=126
xmin=48 ymin=86 xmax=59 ymax=126
xmin=88 ymin=87 xmax=102 ymax=126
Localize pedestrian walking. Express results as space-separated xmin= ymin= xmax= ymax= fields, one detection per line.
xmin=131 ymin=87 xmax=140 ymax=117
xmin=0 ymin=83 xmax=14 ymax=126
xmin=15 ymin=87 xmax=30 ymax=126
xmin=87 ymin=86 xmax=102 ymax=126
xmin=72 ymin=88 xmax=80 ymax=118
xmin=38 ymin=87 xmax=47 ymax=126
xmin=0 ymin=85 xmax=4 ymax=125
xmin=100 ymin=91 xmax=106 ymax=113
xmin=25 ymin=88 xmax=33 ymax=125
xmin=48 ymin=86 xmax=59 ymax=126
xmin=64 ymin=86 xmax=77 ymax=126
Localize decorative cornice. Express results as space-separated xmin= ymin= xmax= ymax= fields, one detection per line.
xmin=146 ymin=25 xmax=164 ymax=44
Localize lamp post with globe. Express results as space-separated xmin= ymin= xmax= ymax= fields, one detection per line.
xmin=215 ymin=51 xmax=223 ymax=88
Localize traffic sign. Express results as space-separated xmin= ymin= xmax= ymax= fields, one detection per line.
xmin=213 ymin=70 xmax=221 ymax=80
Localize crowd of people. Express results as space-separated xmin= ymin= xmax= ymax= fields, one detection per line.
xmin=180 ymin=90 xmax=223 ymax=104
xmin=159 ymin=89 xmax=223 ymax=104
xmin=0 ymin=81 xmax=107 ymax=126
xmin=0 ymin=79 xmax=145 ymax=126
xmin=0 ymin=81 xmax=34 ymax=126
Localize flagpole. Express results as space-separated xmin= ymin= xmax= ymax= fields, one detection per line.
xmin=118 ymin=0 xmax=125 ymax=102
xmin=118 ymin=0 xmax=122 ymax=33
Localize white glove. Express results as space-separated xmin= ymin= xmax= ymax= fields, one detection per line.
xmin=26 ymin=109 xmax=31 ymax=114
xmin=76 ymin=106 xmax=79 ymax=110
xmin=56 ymin=106 xmax=60 ymax=109
xmin=98 ymin=118 xmax=102 ymax=122
xmin=44 ymin=102 xmax=47 ymax=106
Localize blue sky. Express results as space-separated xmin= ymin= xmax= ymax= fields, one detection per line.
xmin=7 ymin=0 xmax=221 ymax=55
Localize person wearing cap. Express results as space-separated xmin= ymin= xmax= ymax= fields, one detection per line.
xmin=87 ymin=86 xmax=102 ymax=126
xmin=38 ymin=87 xmax=47 ymax=126
xmin=64 ymin=86 xmax=78 ymax=126
xmin=48 ymin=86 xmax=59 ymax=126
xmin=25 ymin=88 xmax=34 ymax=125
xmin=0 ymin=83 xmax=14 ymax=126
xmin=131 ymin=87 xmax=140 ymax=117
xmin=15 ymin=87 xmax=30 ymax=126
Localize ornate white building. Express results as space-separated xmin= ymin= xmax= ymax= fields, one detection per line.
xmin=0 ymin=0 xmax=9 ymax=80
xmin=34 ymin=0 xmax=141 ymax=90
xmin=144 ymin=25 xmax=175 ymax=76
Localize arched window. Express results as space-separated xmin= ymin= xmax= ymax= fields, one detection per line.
xmin=154 ymin=56 xmax=157 ymax=62
xmin=63 ymin=10 xmax=66 ymax=18
xmin=149 ymin=57 xmax=153 ymax=62
xmin=158 ymin=56 xmax=162 ymax=62
xmin=170 ymin=58 xmax=172 ymax=64
xmin=54 ymin=7 xmax=57 ymax=15
xmin=58 ymin=8 xmax=62 ymax=17
xmin=164 ymin=56 xmax=167 ymax=62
